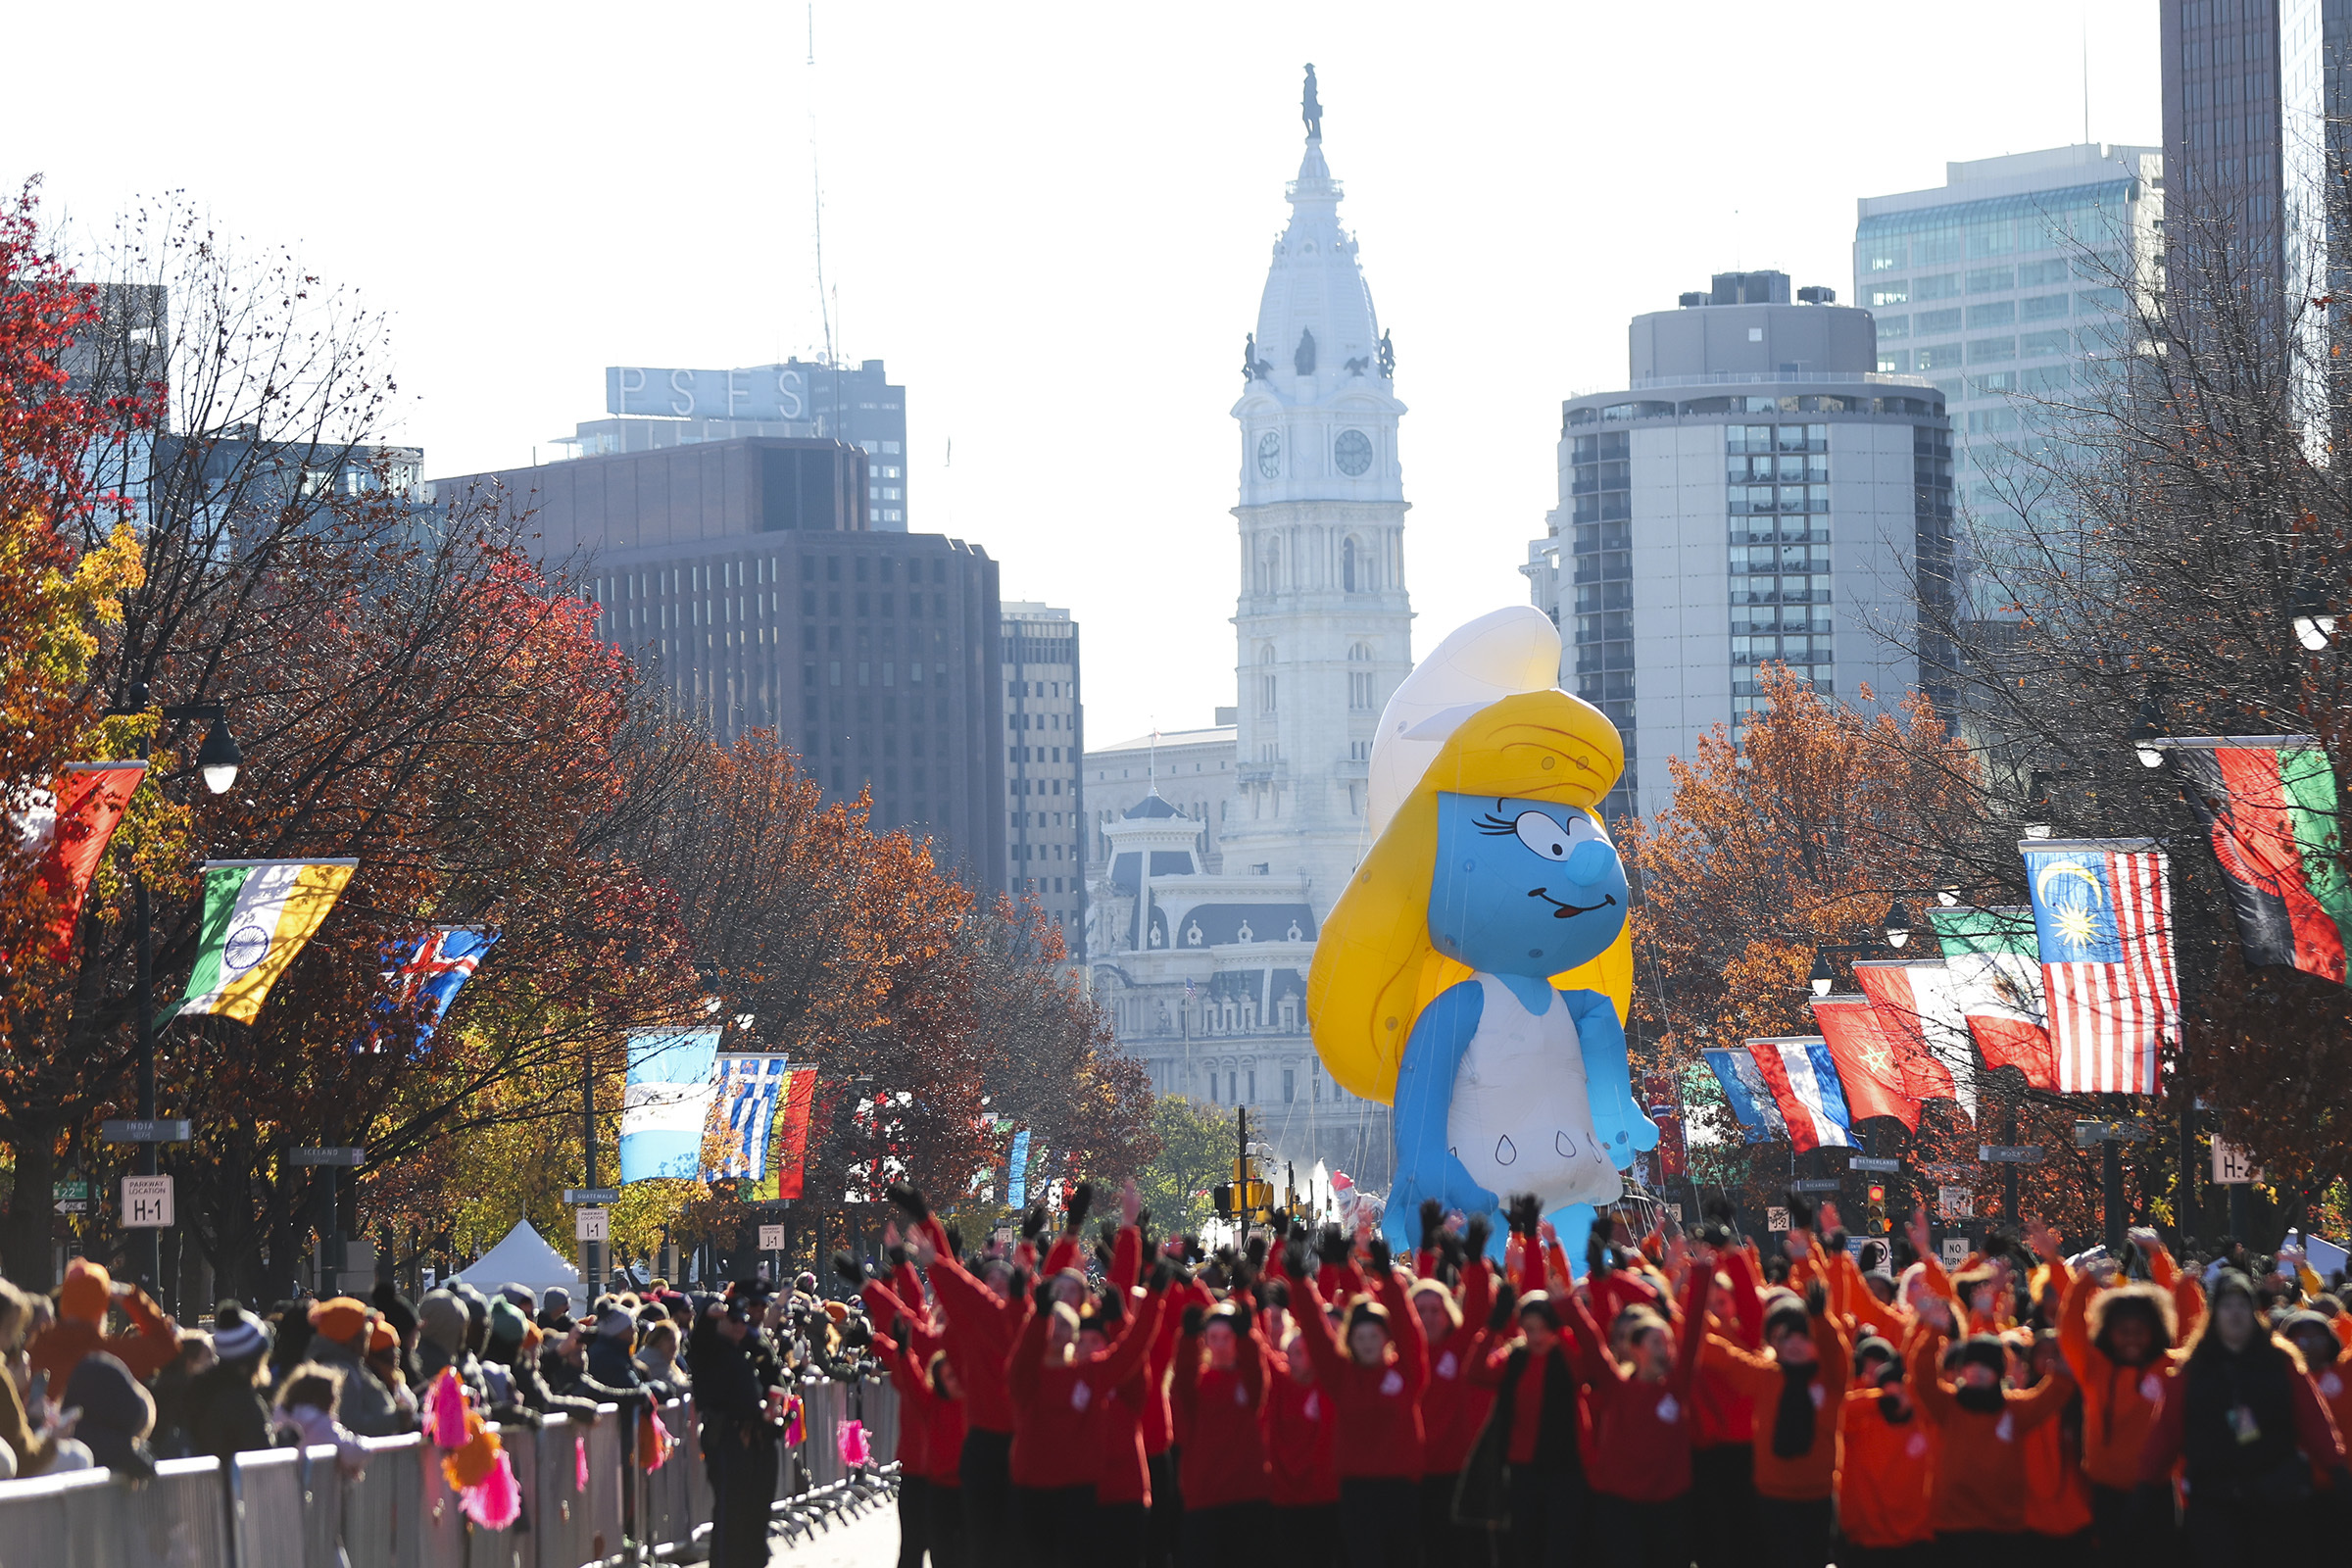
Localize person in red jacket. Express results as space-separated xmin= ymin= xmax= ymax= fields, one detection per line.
xmin=1689 ymin=1216 xmax=1764 ymax=1568
xmin=1262 ymin=1283 xmax=1341 ymax=1565
xmin=1291 ymin=1232 xmax=1430 ymax=1568
xmin=1835 ymin=1339 xmax=1934 ymax=1568
xmin=1571 ymin=1256 xmax=1707 ymax=1568
xmin=1007 ymin=1257 xmax=1167 ymax=1566
xmin=1171 ymin=1297 xmax=1269 ymax=1564
xmin=1413 ymin=1213 xmax=1496 ymax=1568
xmin=1462 ymin=1197 xmax=1593 ymax=1568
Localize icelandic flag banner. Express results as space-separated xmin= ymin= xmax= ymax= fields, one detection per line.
xmin=2022 ymin=839 xmax=2180 ymax=1094
xmin=1744 ymin=1036 xmax=1857 ymax=1153
xmin=1005 ymin=1128 xmax=1033 ymax=1209
xmin=618 ymin=1029 xmax=722 ymax=1183
xmin=358 ymin=927 xmax=496 ymax=1054
xmin=1702 ymin=1047 xmax=1786 ymax=1144
xmin=701 ymin=1055 xmax=792 ymax=1183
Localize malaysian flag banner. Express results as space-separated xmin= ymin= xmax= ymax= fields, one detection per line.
xmin=1702 ymin=1047 xmax=1787 ymax=1144
xmin=2021 ymin=839 xmax=2180 ymax=1094
xmin=357 ymin=927 xmax=497 ymax=1054
xmin=700 ymin=1055 xmax=803 ymax=1183
xmin=1744 ymin=1036 xmax=1857 ymax=1153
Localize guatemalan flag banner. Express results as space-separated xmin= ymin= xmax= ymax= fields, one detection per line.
xmin=2021 ymin=839 xmax=2180 ymax=1095
xmin=1743 ymin=1036 xmax=1857 ymax=1153
xmin=618 ymin=1028 xmax=722 ymax=1183
xmin=1702 ymin=1048 xmax=1787 ymax=1143
xmin=358 ymin=928 xmax=496 ymax=1054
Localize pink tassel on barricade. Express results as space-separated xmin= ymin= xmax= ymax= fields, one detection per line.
xmin=836 ymin=1419 xmax=871 ymax=1470
xmin=783 ymin=1393 xmax=805 ymax=1446
xmin=461 ymin=1446 xmax=522 ymax=1530
xmin=423 ymin=1367 xmax=469 ymax=1450
xmin=638 ymin=1403 xmax=675 ymax=1472
xmin=575 ymin=1432 xmax=590 ymax=1493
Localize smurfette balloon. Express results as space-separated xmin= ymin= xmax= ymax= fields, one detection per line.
xmin=1307 ymin=681 xmax=1653 ymax=1258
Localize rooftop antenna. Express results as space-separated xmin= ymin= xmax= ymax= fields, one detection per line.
xmin=1149 ymin=725 xmax=1159 ymax=793
xmin=2082 ymin=12 xmax=2090 ymax=147
xmin=808 ymin=3 xmax=837 ymax=367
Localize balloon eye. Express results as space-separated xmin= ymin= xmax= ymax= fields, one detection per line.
xmin=1511 ymin=812 xmax=1570 ymax=859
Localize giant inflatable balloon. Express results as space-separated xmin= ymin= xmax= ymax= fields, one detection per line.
xmin=1306 ymin=607 xmax=1654 ymax=1255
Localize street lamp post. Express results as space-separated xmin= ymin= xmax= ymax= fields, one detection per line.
xmin=104 ymin=685 xmax=240 ymax=1305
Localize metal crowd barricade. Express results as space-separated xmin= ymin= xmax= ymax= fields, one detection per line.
xmin=635 ymin=1397 xmax=702 ymax=1557
xmin=0 ymin=1455 xmax=228 ymax=1568
xmin=227 ymin=1444 xmax=344 ymax=1568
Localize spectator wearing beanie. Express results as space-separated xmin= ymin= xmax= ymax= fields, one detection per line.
xmin=30 ymin=1259 xmax=180 ymax=1389
xmin=416 ymin=1291 xmax=490 ymax=1404
xmin=588 ymin=1303 xmax=645 ymax=1392
xmin=187 ymin=1304 xmax=275 ymax=1462
xmin=304 ymin=1298 xmax=405 ymax=1437
xmin=539 ymin=1287 xmax=574 ymax=1333
xmin=483 ymin=1299 xmax=599 ymax=1423
xmin=65 ymin=1351 xmax=158 ymax=1479
xmin=363 ymin=1319 xmax=419 ymax=1428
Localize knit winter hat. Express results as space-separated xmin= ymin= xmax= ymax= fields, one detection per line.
xmin=541 ymin=1287 xmax=572 ymax=1316
xmin=368 ymin=1320 xmax=399 ymax=1355
xmin=418 ymin=1291 xmax=468 ymax=1352
xmin=64 ymin=1351 xmax=154 ymax=1444
xmin=59 ymin=1259 xmax=112 ymax=1324
xmin=488 ymin=1298 xmax=529 ymax=1348
xmin=211 ymin=1304 xmax=270 ymax=1362
xmin=451 ymin=1282 xmax=489 ymax=1328
xmin=596 ymin=1303 xmax=634 ymax=1339
xmin=499 ymin=1283 xmax=535 ymax=1312
xmin=1955 ymin=1334 xmax=2010 ymax=1378
xmin=308 ymin=1297 xmax=370 ymax=1345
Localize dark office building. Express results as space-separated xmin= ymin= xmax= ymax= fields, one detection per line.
xmin=1002 ymin=604 xmax=1085 ymax=956
xmin=431 ymin=437 xmax=1006 ymax=890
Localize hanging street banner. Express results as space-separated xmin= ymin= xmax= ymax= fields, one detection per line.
xmin=2159 ymin=737 xmax=2352 ymax=985
xmin=1929 ymin=906 xmax=2057 ymax=1090
xmin=616 ymin=1028 xmax=722 ymax=1183
xmin=745 ymin=1065 xmax=818 ymax=1202
xmin=1743 ymin=1036 xmax=1857 ymax=1153
xmin=1702 ymin=1047 xmax=1787 ymax=1144
xmin=1808 ymin=997 xmax=1924 ymax=1130
xmin=1851 ymin=960 xmax=1981 ymax=1121
xmin=168 ymin=858 xmax=359 ymax=1025
xmin=2021 ymin=840 xmax=2180 ymax=1095
xmin=356 ymin=927 xmax=497 ymax=1054
xmin=18 ymin=761 xmax=146 ymax=962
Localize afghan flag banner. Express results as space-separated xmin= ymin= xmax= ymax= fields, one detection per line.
xmin=746 ymin=1065 xmax=818 ymax=1201
xmin=21 ymin=760 xmax=146 ymax=961
xmin=1809 ymin=995 xmax=1924 ymax=1130
xmin=1929 ymin=906 xmax=2057 ymax=1090
xmin=171 ymin=858 xmax=358 ymax=1024
xmin=1851 ymin=960 xmax=1979 ymax=1121
xmin=2163 ymin=737 xmax=2352 ymax=984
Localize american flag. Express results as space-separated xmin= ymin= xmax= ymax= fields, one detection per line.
xmin=2021 ymin=840 xmax=2180 ymax=1094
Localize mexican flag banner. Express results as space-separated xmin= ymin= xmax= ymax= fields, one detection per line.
xmin=171 ymin=858 xmax=359 ymax=1024
xmin=1928 ymin=906 xmax=2056 ymax=1090
xmin=2162 ymin=737 xmax=2352 ymax=984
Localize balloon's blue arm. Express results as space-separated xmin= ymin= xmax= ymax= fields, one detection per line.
xmin=1383 ymin=979 xmax=1498 ymax=1252
xmin=1562 ymin=986 xmax=1656 ymax=1166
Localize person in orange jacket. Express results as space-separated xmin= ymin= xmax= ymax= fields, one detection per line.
xmin=28 ymin=1259 xmax=178 ymax=1392
xmin=2020 ymin=1328 xmax=2094 ymax=1557
xmin=1904 ymin=1310 xmax=2078 ymax=1548
xmin=1699 ymin=1234 xmax=1850 ymax=1568
xmin=1836 ymin=1338 xmax=1935 ymax=1568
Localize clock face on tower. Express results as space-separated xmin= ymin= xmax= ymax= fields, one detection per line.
xmin=1334 ymin=428 xmax=1374 ymax=476
xmin=1256 ymin=431 xmax=1281 ymax=478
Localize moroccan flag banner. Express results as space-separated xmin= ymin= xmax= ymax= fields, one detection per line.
xmin=747 ymin=1065 xmax=818 ymax=1201
xmin=1744 ymin=1036 xmax=1856 ymax=1153
xmin=1809 ymin=995 xmax=1923 ymax=1130
xmin=617 ymin=1028 xmax=721 ymax=1183
xmin=23 ymin=760 xmax=146 ymax=961
xmin=1702 ymin=1048 xmax=1787 ymax=1143
xmin=1852 ymin=960 xmax=1979 ymax=1121
xmin=357 ymin=926 xmax=495 ymax=1054
xmin=2163 ymin=737 xmax=2352 ymax=984
xmin=171 ymin=858 xmax=358 ymax=1024
xmin=1929 ymin=906 xmax=2056 ymax=1089
xmin=2022 ymin=839 xmax=2180 ymax=1095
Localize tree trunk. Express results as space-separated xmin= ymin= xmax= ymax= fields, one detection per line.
xmin=0 ymin=1116 xmax=61 ymax=1291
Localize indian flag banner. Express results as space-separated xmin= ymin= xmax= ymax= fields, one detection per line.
xmin=173 ymin=858 xmax=359 ymax=1024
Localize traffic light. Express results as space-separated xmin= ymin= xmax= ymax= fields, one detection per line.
xmin=1866 ymin=1184 xmax=1888 ymax=1236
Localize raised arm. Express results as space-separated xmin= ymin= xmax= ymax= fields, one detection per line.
xmin=1560 ymin=1280 xmax=1617 ymax=1388
xmin=2058 ymin=1266 xmax=2102 ymax=1387
xmin=1291 ymin=1270 xmax=1345 ymax=1387
xmin=1380 ymin=1262 xmax=1430 ymax=1398
xmin=1904 ymin=1322 xmax=1956 ymax=1425
xmin=1005 ymin=1285 xmax=1053 ymax=1409
xmin=1093 ymin=1287 xmax=1167 ymax=1390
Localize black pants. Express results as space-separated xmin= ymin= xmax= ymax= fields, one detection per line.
xmin=1147 ymin=1449 xmax=1183 ymax=1568
xmin=1507 ymin=1466 xmax=1586 ymax=1568
xmin=1421 ymin=1471 xmax=1474 ymax=1568
xmin=1275 ymin=1500 xmax=1343 ymax=1568
xmin=1011 ymin=1483 xmax=1094 ymax=1567
xmin=1690 ymin=1446 xmax=1755 ymax=1568
xmin=1181 ymin=1499 xmax=1271 ymax=1568
xmin=2185 ymin=1493 xmax=2316 ymax=1568
xmin=960 ymin=1429 xmax=1015 ymax=1568
xmin=704 ymin=1425 xmax=780 ymax=1568
xmin=900 ymin=1475 xmax=932 ymax=1568
xmin=1339 ymin=1476 xmax=1420 ymax=1568
xmin=1840 ymin=1545 xmax=1930 ymax=1568
xmin=1592 ymin=1491 xmax=1690 ymax=1568
xmin=1754 ymin=1494 xmax=1833 ymax=1568
xmin=1097 ymin=1499 xmax=1150 ymax=1568
xmin=1935 ymin=1530 xmax=2023 ymax=1568
xmin=2090 ymin=1480 xmax=2175 ymax=1553
xmin=928 ymin=1481 xmax=968 ymax=1568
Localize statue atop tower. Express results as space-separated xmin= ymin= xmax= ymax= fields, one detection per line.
xmin=1302 ymin=63 xmax=1323 ymax=139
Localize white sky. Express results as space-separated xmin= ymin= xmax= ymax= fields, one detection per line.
xmin=5 ymin=2 xmax=2157 ymax=747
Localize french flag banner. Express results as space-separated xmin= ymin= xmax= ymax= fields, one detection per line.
xmin=2021 ymin=839 xmax=2180 ymax=1095
xmin=1744 ymin=1036 xmax=1857 ymax=1153
xmin=1702 ymin=1047 xmax=1787 ymax=1144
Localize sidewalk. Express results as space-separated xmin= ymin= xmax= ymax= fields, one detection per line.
xmin=770 ymin=1495 xmax=900 ymax=1566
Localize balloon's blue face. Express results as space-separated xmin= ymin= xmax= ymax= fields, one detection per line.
xmin=1427 ymin=794 xmax=1629 ymax=978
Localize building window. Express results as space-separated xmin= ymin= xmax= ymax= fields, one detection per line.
xmin=1343 ymin=536 xmax=1363 ymax=592
xmin=1283 ymin=1068 xmax=1295 ymax=1103
xmin=1259 ymin=646 xmax=1277 ymax=714
xmin=1348 ymin=642 xmax=1374 ymax=710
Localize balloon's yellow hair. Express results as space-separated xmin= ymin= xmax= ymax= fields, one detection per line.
xmin=1306 ymin=689 xmax=1633 ymax=1104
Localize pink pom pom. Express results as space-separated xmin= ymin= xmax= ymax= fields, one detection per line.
xmin=460 ymin=1447 xmax=521 ymax=1531
xmin=424 ymin=1368 xmax=469 ymax=1449
xmin=784 ymin=1394 xmax=805 ymax=1447
xmin=836 ymin=1420 xmax=871 ymax=1469
xmin=575 ymin=1432 xmax=589 ymax=1493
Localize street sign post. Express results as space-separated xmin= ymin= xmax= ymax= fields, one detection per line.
xmin=102 ymin=1118 xmax=191 ymax=1144
xmin=1766 ymin=1206 xmax=1790 ymax=1232
xmin=2074 ymin=1120 xmax=2151 ymax=1149
xmin=289 ymin=1147 xmax=367 ymax=1167
xmin=1849 ymin=1155 xmax=1902 ymax=1174
xmin=1789 ymin=1179 xmax=1843 ymax=1193
xmin=1979 ymin=1145 xmax=2043 ymax=1163
xmin=121 ymin=1175 xmax=174 ymax=1228
xmin=1937 ymin=1185 xmax=1974 ymax=1220
xmin=53 ymin=1176 xmax=89 ymax=1217
xmin=575 ymin=1207 xmax=610 ymax=1244
xmin=758 ymin=1224 xmax=786 ymax=1251
xmin=564 ymin=1188 xmax=620 ymax=1206
xmin=2212 ymin=1140 xmax=2263 ymax=1185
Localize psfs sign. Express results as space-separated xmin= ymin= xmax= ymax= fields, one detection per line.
xmin=607 ymin=367 xmax=811 ymax=422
